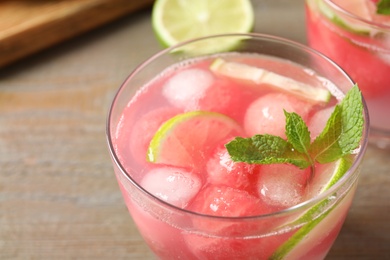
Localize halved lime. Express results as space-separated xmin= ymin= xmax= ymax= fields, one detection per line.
xmin=269 ymin=156 xmax=353 ymax=259
xmin=152 ymin=0 xmax=254 ymax=53
xmin=147 ymin=111 xmax=243 ymax=169
xmin=210 ymin=58 xmax=331 ymax=103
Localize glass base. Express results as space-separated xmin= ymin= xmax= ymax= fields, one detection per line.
xmin=369 ymin=127 xmax=390 ymax=149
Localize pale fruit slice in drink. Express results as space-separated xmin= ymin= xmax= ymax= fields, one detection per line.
xmin=152 ymin=0 xmax=254 ymax=52
xmin=147 ymin=111 xmax=244 ymax=169
xmin=210 ymin=58 xmax=331 ymax=103
xmin=269 ymin=157 xmax=353 ymax=259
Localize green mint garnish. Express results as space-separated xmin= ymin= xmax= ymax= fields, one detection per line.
xmin=226 ymin=135 xmax=311 ymax=169
xmin=225 ymin=84 xmax=364 ymax=169
xmin=377 ymin=0 xmax=390 ymax=15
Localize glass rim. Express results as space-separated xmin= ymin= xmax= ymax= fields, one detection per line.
xmin=106 ymin=33 xmax=370 ymax=221
xmin=324 ymin=0 xmax=390 ymax=30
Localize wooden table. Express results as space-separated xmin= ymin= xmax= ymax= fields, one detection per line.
xmin=0 ymin=1 xmax=389 ymax=259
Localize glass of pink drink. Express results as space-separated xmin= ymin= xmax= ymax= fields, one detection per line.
xmin=306 ymin=0 xmax=390 ymax=148
xmin=106 ymin=34 xmax=369 ymax=259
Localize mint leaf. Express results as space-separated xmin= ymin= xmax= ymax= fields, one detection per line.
xmin=310 ymin=105 xmax=344 ymax=163
xmin=284 ymin=111 xmax=311 ymax=158
xmin=226 ymin=84 xmax=364 ymax=170
xmin=338 ymin=85 xmax=364 ymax=153
xmin=225 ymin=135 xmax=311 ymax=169
xmin=311 ymin=85 xmax=363 ymax=163
xmin=377 ymin=0 xmax=390 ymax=15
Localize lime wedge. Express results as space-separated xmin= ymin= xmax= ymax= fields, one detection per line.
xmin=152 ymin=0 xmax=254 ymax=52
xmin=147 ymin=111 xmax=242 ymax=169
xmin=210 ymin=58 xmax=331 ymax=103
xmin=270 ymin=156 xmax=353 ymax=259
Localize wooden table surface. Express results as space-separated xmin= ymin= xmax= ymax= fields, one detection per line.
xmin=0 ymin=0 xmax=154 ymax=68
xmin=0 ymin=1 xmax=389 ymax=259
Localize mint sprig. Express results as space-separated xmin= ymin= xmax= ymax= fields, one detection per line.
xmin=227 ymin=135 xmax=311 ymax=169
xmin=377 ymin=0 xmax=390 ymax=15
xmin=225 ymin=85 xmax=364 ymax=169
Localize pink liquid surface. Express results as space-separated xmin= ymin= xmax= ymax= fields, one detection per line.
xmin=113 ymin=53 xmax=357 ymax=259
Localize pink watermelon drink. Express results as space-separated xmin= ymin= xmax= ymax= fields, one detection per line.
xmin=107 ymin=34 xmax=369 ymax=259
xmin=305 ymin=0 xmax=390 ymax=148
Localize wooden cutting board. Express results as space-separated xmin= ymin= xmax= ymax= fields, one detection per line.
xmin=0 ymin=0 xmax=154 ymax=68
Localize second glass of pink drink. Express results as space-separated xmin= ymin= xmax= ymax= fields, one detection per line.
xmin=306 ymin=0 xmax=390 ymax=148
xmin=107 ymin=34 xmax=369 ymax=259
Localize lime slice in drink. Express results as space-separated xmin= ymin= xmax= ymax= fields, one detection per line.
xmin=306 ymin=156 xmax=352 ymax=197
xmin=269 ymin=156 xmax=353 ymax=260
xmin=310 ymin=0 xmax=374 ymax=35
xmin=210 ymin=58 xmax=331 ymax=103
xmin=147 ymin=111 xmax=243 ymax=169
xmin=152 ymin=0 xmax=254 ymax=53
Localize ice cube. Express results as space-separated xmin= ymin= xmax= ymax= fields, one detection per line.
xmin=256 ymin=164 xmax=310 ymax=209
xmin=308 ymin=106 xmax=334 ymax=140
xmin=162 ymin=68 xmax=214 ymax=111
xmin=244 ymin=93 xmax=312 ymax=139
xmin=141 ymin=166 xmax=202 ymax=208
